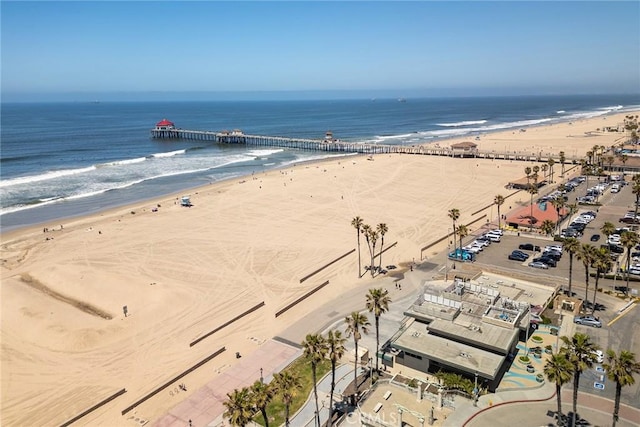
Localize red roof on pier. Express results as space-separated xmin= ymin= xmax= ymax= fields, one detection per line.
xmin=156 ymin=119 xmax=174 ymax=127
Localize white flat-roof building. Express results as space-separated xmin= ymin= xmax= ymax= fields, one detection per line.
xmin=382 ymin=275 xmax=555 ymax=391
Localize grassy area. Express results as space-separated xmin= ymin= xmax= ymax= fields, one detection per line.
xmin=254 ymin=357 xmax=332 ymax=427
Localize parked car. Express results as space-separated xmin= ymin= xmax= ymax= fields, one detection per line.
xmin=583 ymin=300 xmax=606 ymax=311
xmin=487 ymin=234 xmax=501 ymax=242
xmin=509 ymin=251 xmax=529 ymax=261
xmin=593 ymin=349 xmax=604 ymax=363
xmin=542 ymin=250 xmax=562 ymax=261
xmin=519 ymin=243 xmax=541 ymax=251
xmin=533 ymin=256 xmax=557 ymax=267
xmin=528 ymin=261 xmax=549 ymax=269
xmin=574 ymin=315 xmax=602 ymax=328
xmin=590 ymin=234 xmax=601 ymax=242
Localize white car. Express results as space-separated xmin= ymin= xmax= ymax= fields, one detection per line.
xmin=489 ymin=229 xmax=504 ymax=236
xmin=487 ymin=234 xmax=501 ymax=242
xmin=473 ymin=239 xmax=489 ymax=248
xmin=463 ymin=245 xmax=482 ymax=254
xmin=593 ymin=349 xmax=604 ymax=363
xmin=545 ymin=245 xmax=563 ymax=252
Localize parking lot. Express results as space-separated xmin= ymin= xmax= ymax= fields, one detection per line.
xmin=455 ymin=173 xmax=640 ymax=406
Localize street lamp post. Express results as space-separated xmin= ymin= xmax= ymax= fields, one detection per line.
xmin=260 ymin=367 xmax=263 ymax=384
xmin=445 ymin=228 xmax=451 ymax=281
xmin=473 ymin=372 xmax=478 ymax=406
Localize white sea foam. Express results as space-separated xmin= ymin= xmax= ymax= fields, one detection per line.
xmin=436 ymin=120 xmax=487 ymax=127
xmin=557 ymin=110 xmax=566 ymax=114
xmin=0 ymin=166 xmax=96 ymax=188
xmin=100 ymin=157 xmax=147 ymax=167
xmin=245 ymin=149 xmax=284 ymax=157
xmin=152 ymin=149 xmax=186 ymax=158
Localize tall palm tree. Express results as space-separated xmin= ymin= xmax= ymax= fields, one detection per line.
xmin=563 ymin=237 xmax=580 ymax=296
xmin=456 ymin=224 xmax=469 ymax=259
xmin=368 ymin=228 xmax=379 ymax=276
xmin=604 ymin=350 xmax=640 ymax=427
xmin=606 ymin=155 xmax=615 ymax=172
xmin=302 ymin=333 xmax=328 ymax=427
xmin=528 ymin=183 xmax=538 ymax=230
xmin=360 ymin=224 xmax=372 ymax=272
xmin=541 ymin=163 xmax=548 ymax=180
xmin=576 ymin=244 xmax=597 ymax=302
xmin=224 ymin=387 xmax=254 ymax=427
xmin=620 ymin=154 xmax=629 ymax=174
xmin=494 ymin=194 xmax=505 ymax=229
xmin=448 ymin=209 xmax=460 ymax=259
xmin=326 ymin=330 xmax=346 ymax=427
xmin=621 ymin=231 xmax=640 ymax=291
xmin=351 ymin=216 xmax=364 ymax=277
xmin=344 ymin=311 xmax=370 ymax=398
xmin=548 ymin=158 xmax=555 ymax=184
xmin=544 ymin=353 xmax=574 ymax=423
xmin=566 ymin=203 xmax=578 ymax=225
xmin=541 ymin=219 xmax=555 ymax=236
xmin=251 ymin=380 xmax=274 ymax=427
xmin=366 ymin=288 xmax=391 ymax=374
xmin=632 ymin=178 xmax=640 ymax=226
xmin=591 ymin=247 xmax=611 ymax=313
xmin=272 ymin=371 xmax=302 ymax=427
xmin=560 ymin=332 xmax=599 ymax=427
xmin=376 ymin=223 xmax=388 ymax=269
xmin=559 ymin=151 xmax=566 ymax=177
xmin=601 ymin=221 xmax=616 ymax=241
xmin=550 ymin=196 xmax=565 ymax=233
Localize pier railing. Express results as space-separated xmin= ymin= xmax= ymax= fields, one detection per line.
xmin=150 ymin=128 xmax=581 ymax=163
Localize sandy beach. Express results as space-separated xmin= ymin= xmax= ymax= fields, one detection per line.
xmin=0 ymin=111 xmax=636 ymax=426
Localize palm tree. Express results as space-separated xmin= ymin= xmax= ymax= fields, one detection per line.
xmin=541 ymin=219 xmax=555 ymax=236
xmin=604 ymin=350 xmax=640 ymax=427
xmin=561 ymin=332 xmax=599 ymax=427
xmin=563 ymin=237 xmax=580 ymax=296
xmin=360 ymin=224 xmax=372 ymax=272
xmin=550 ymin=196 xmax=565 ymax=233
xmin=632 ymin=179 xmax=640 ymax=223
xmin=272 ymin=371 xmax=302 ymax=427
xmin=541 ymin=163 xmax=548 ymax=180
xmin=224 ymin=387 xmax=254 ymax=427
xmin=351 ymin=216 xmax=364 ymax=277
xmin=621 ymin=231 xmax=640 ymax=291
xmin=494 ymin=194 xmax=505 ymax=230
xmin=251 ymin=380 xmax=274 ymax=427
xmin=620 ymin=154 xmax=629 ymax=174
xmin=524 ymin=166 xmax=532 ymax=187
xmin=591 ymin=247 xmax=611 ymax=313
xmin=548 ymin=158 xmax=555 ymax=183
xmin=601 ymin=221 xmax=616 ymax=241
xmin=344 ymin=311 xmax=370 ymax=398
xmin=302 ymin=333 xmax=328 ymax=427
xmin=456 ymin=224 xmax=469 ymax=258
xmin=576 ymin=244 xmax=597 ymax=302
xmin=559 ymin=151 xmax=566 ymax=177
xmin=606 ymin=155 xmax=615 ymax=172
xmin=326 ymin=330 xmax=346 ymax=427
xmin=366 ymin=288 xmax=391 ymax=374
xmin=527 ymin=183 xmax=538 ymax=230
xmin=376 ymin=223 xmax=388 ymax=269
xmin=566 ymin=203 xmax=578 ymax=225
xmin=544 ymin=353 xmax=574 ymax=423
xmin=368 ymin=228 xmax=379 ymax=276
xmin=448 ymin=209 xmax=460 ymax=259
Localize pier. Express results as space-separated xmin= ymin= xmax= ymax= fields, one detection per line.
xmin=150 ymin=121 xmax=581 ymax=163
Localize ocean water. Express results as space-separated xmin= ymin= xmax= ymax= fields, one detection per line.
xmin=1 ymin=94 xmax=639 ymax=231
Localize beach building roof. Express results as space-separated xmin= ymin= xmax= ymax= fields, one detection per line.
xmin=450 ymin=141 xmax=478 ymax=150
xmin=507 ymin=176 xmax=545 ymax=190
xmin=156 ymin=119 xmax=174 ymax=127
xmin=506 ymin=202 xmax=567 ymax=229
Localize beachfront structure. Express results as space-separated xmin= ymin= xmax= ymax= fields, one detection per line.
xmin=153 ymin=119 xmax=178 ymax=138
xmin=450 ymin=141 xmax=479 ymax=157
xmin=505 ymin=202 xmax=567 ymax=230
xmin=380 ymin=277 xmax=554 ymax=392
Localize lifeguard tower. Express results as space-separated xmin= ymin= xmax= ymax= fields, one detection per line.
xmin=180 ymin=196 xmax=192 ymax=207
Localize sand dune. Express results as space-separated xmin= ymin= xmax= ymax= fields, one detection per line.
xmin=0 ymin=111 xmax=635 ymax=426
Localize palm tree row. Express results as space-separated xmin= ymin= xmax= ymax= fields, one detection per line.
xmin=351 ymin=217 xmax=388 ymax=277
xmin=545 ymin=332 xmax=640 ymax=427
xmin=224 ymin=286 xmax=391 ymax=426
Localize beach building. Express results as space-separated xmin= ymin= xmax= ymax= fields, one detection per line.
xmin=380 ymin=275 xmax=555 ymax=392
xmin=506 ymin=176 xmax=546 ymax=190
xmin=450 ymin=141 xmax=479 ymax=157
xmin=505 ymin=202 xmax=567 ymax=230
xmin=155 ymin=119 xmax=175 ymax=130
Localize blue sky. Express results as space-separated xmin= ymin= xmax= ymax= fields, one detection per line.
xmin=2 ymin=1 xmax=639 ymax=101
